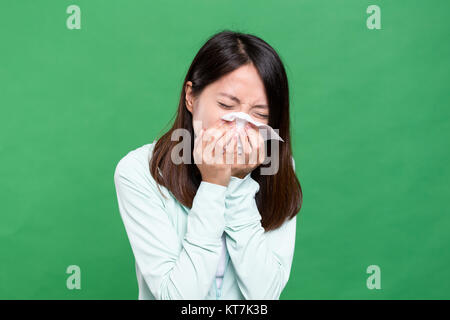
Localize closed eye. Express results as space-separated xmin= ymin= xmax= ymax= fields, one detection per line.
xmin=218 ymin=102 xmax=233 ymax=109
xmin=219 ymin=102 xmax=269 ymax=119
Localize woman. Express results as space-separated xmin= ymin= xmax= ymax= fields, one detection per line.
xmin=114 ymin=30 xmax=302 ymax=300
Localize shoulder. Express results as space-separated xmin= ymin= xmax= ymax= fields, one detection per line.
xmin=114 ymin=140 xmax=163 ymax=195
xmin=115 ymin=140 xmax=156 ymax=176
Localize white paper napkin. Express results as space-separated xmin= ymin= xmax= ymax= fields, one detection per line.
xmin=221 ymin=111 xmax=284 ymax=154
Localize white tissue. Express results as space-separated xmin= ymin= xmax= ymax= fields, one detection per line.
xmin=221 ymin=112 xmax=284 ymax=155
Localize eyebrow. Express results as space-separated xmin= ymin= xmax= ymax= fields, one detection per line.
xmin=218 ymin=92 xmax=268 ymax=109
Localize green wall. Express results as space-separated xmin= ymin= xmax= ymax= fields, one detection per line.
xmin=1 ymin=0 xmax=449 ymax=299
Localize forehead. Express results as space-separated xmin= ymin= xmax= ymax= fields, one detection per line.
xmin=208 ymin=64 xmax=267 ymax=104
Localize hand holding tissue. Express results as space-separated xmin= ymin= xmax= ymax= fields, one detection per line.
xmin=221 ymin=112 xmax=284 ymax=155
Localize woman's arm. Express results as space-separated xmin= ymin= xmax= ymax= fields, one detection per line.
xmin=114 ymin=154 xmax=227 ymax=300
xmin=224 ymin=158 xmax=297 ymax=300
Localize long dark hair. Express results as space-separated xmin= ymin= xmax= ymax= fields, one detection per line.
xmin=150 ymin=30 xmax=302 ymax=231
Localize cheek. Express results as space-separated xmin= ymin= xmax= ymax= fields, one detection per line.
xmin=193 ymin=111 xmax=215 ymax=132
xmin=201 ymin=108 xmax=227 ymax=129
xmin=255 ymin=115 xmax=269 ymax=126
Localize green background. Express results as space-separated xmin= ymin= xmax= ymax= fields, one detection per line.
xmin=1 ymin=0 xmax=449 ymax=299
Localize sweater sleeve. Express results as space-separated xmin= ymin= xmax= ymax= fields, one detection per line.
xmin=114 ymin=154 xmax=227 ymax=300
xmin=223 ymin=158 xmax=297 ymax=300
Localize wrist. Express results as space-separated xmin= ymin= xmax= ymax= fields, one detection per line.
xmin=232 ymin=172 xmax=247 ymax=179
xmin=202 ymin=177 xmax=229 ymax=187
xmin=231 ymin=168 xmax=251 ymax=179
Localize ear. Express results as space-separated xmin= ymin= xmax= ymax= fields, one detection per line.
xmin=185 ymin=81 xmax=194 ymax=114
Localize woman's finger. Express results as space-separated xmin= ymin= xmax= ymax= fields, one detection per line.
xmin=257 ymin=129 xmax=266 ymax=165
xmin=225 ymin=132 xmax=238 ymax=165
xmin=238 ymin=128 xmax=251 ymax=165
xmin=193 ymin=128 xmax=205 ymax=164
xmin=245 ymin=125 xmax=259 ymax=165
xmin=202 ymin=120 xmax=227 ymax=144
xmin=214 ymin=125 xmax=236 ymax=163
xmin=203 ymin=122 xmax=231 ymax=163
xmin=193 ymin=128 xmax=204 ymax=150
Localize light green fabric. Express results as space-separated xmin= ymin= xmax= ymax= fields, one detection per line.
xmin=114 ymin=140 xmax=297 ymax=300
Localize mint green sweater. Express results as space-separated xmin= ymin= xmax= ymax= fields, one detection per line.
xmin=114 ymin=140 xmax=297 ymax=300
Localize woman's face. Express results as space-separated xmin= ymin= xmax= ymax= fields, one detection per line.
xmin=185 ymin=63 xmax=269 ymax=137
